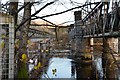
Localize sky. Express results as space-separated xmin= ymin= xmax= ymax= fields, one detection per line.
xmin=33 ymin=0 xmax=86 ymax=25
xmin=31 ymin=0 xmax=87 ymax=25
xmin=0 ymin=0 xmax=114 ymax=25
xmin=30 ymin=0 xmax=111 ymax=25
xmin=0 ymin=0 xmax=94 ymax=25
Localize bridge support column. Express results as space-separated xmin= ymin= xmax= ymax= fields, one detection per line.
xmin=70 ymin=39 xmax=76 ymax=58
xmin=90 ymin=38 xmax=94 ymax=54
xmin=73 ymin=11 xmax=83 ymax=57
xmin=75 ymin=38 xmax=95 ymax=79
xmin=118 ymin=38 xmax=120 ymax=53
xmin=74 ymin=11 xmax=95 ymax=79
xmin=86 ymin=38 xmax=92 ymax=52
xmin=102 ymin=37 xmax=118 ymax=79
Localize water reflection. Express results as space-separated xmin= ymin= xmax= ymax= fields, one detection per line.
xmin=42 ymin=57 xmax=76 ymax=79
xmin=71 ymin=62 xmax=76 ymax=78
xmin=42 ymin=57 xmax=95 ymax=80
xmin=41 ymin=57 xmax=97 ymax=80
xmin=75 ymin=60 xmax=96 ymax=80
xmin=94 ymin=57 xmax=103 ymax=80
xmin=28 ymin=56 xmax=106 ymax=80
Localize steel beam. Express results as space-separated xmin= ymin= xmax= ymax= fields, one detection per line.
xmin=83 ymin=31 xmax=120 ymax=38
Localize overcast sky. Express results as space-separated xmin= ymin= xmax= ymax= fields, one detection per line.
xmin=1 ymin=0 xmax=114 ymax=25
xmin=32 ymin=0 xmax=86 ymax=25
xmin=0 ymin=0 xmax=89 ymax=25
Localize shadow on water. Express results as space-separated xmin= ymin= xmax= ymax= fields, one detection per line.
xmin=73 ymin=59 xmax=96 ymax=80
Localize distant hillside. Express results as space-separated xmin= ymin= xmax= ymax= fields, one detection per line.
xmin=31 ymin=20 xmax=55 ymax=35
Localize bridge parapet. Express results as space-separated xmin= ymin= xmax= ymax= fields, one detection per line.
xmin=80 ymin=1 xmax=120 ymax=38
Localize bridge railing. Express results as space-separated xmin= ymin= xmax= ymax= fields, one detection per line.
xmin=82 ymin=1 xmax=120 ymax=37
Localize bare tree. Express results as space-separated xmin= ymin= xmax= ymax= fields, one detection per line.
xmin=17 ymin=1 xmax=31 ymax=79
xmin=16 ymin=0 xmax=55 ymax=79
xmin=9 ymin=0 xmax=18 ymax=25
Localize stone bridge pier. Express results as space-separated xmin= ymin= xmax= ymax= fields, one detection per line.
xmin=102 ymin=37 xmax=119 ymax=79
xmin=83 ymin=37 xmax=119 ymax=79
xmin=87 ymin=37 xmax=119 ymax=79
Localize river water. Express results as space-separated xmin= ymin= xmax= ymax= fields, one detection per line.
xmin=41 ymin=57 xmax=76 ymax=79
xmin=29 ymin=56 xmax=106 ymax=79
xmin=29 ymin=57 xmax=105 ymax=79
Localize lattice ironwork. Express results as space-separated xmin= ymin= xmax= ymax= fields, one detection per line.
xmin=0 ymin=12 xmax=14 ymax=79
xmin=82 ymin=1 xmax=120 ymax=38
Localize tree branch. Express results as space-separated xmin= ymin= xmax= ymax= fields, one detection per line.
xmin=15 ymin=1 xmax=55 ymax=32
xmin=32 ymin=2 xmax=99 ymax=20
xmin=17 ymin=2 xmax=30 ymax=13
xmin=17 ymin=2 xmax=38 ymax=13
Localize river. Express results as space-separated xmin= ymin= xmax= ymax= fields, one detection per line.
xmin=29 ymin=56 xmax=120 ymax=79
xmin=41 ymin=57 xmax=76 ymax=79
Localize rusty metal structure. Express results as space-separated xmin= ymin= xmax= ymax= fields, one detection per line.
xmin=69 ymin=0 xmax=120 ymax=39
xmin=68 ymin=0 xmax=120 ymax=79
xmin=69 ymin=0 xmax=120 ymax=55
xmin=82 ymin=1 xmax=120 ymax=38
